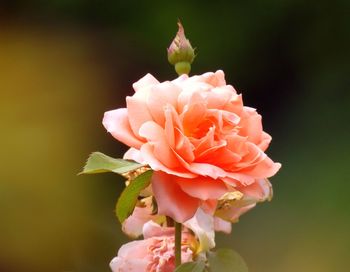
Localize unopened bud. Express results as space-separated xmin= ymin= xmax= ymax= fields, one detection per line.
xmin=167 ymin=21 xmax=195 ymax=75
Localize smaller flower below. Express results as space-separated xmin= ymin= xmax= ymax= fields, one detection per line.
xmin=110 ymin=221 xmax=196 ymax=272
xmin=122 ymin=196 xmax=163 ymax=238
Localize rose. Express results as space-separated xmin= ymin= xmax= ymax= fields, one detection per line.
xmin=123 ymin=206 xmax=217 ymax=253
xmin=121 ymin=196 xmax=161 ymax=238
xmin=110 ymin=221 xmax=195 ymax=272
xmin=103 ymin=70 xmax=281 ymax=222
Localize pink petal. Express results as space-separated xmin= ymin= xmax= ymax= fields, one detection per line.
xmin=221 ymin=173 xmax=256 ymax=186
xmin=181 ymin=99 xmax=207 ymax=136
xmin=223 ymin=93 xmax=244 ymax=113
xmin=126 ymin=92 xmax=154 ymax=138
xmin=139 ymin=121 xmax=180 ymax=168
xmin=174 ymin=127 xmax=195 ymax=162
xmin=184 ymin=208 xmax=215 ymax=252
xmin=243 ymin=156 xmax=281 ymax=178
xmin=185 ymin=162 xmax=228 ymax=179
xmin=202 ymin=70 xmax=226 ymax=87
xmin=164 ymin=104 xmax=184 ymax=148
xmin=143 ymin=220 xmax=174 ymax=239
xmin=205 ymin=86 xmax=236 ymax=109
xmin=258 ymin=132 xmax=272 ymax=151
xmin=239 ymin=110 xmax=263 ymax=144
xmin=146 ymin=81 xmax=181 ymax=125
xmin=175 ymin=176 xmax=228 ymax=201
xmin=117 ymin=240 xmax=151 ymax=258
xmin=152 ymin=171 xmax=200 ymax=223
xmin=122 ymin=204 xmax=159 ymax=238
xmin=132 ymin=73 xmax=159 ymax=92
xmin=123 ymin=148 xmax=145 ymax=164
xmin=102 ymin=108 xmax=144 ymax=148
xmin=140 ymin=144 xmax=196 ymax=178
xmin=238 ymin=178 xmax=273 ymax=201
xmin=110 ymin=240 xmax=151 ymax=272
xmin=110 ymin=256 xmax=149 ymax=272
xmin=214 ymin=217 xmax=232 ymax=234
xmin=230 ymin=204 xmax=256 ymax=222
xmin=201 ymin=199 xmax=218 ymax=215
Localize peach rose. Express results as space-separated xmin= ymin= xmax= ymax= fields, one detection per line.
xmin=110 ymin=221 xmax=194 ymax=272
xmin=103 ymin=70 xmax=281 ymax=222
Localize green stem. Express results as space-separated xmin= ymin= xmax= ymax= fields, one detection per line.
xmin=175 ymin=221 xmax=182 ymax=267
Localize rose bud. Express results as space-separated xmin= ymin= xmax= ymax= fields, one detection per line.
xmin=167 ymin=20 xmax=195 ymax=75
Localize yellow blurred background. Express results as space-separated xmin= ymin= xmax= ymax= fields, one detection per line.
xmin=0 ymin=1 xmax=349 ymax=271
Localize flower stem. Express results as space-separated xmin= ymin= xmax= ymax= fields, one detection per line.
xmin=175 ymin=221 xmax=182 ymax=267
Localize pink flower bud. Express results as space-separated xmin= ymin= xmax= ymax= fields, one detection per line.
xmin=167 ymin=21 xmax=195 ymax=75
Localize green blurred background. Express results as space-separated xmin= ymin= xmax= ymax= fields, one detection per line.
xmin=1 ymin=1 xmax=349 ymax=271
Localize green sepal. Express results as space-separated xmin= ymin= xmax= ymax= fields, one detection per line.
xmin=116 ymin=170 xmax=153 ymax=223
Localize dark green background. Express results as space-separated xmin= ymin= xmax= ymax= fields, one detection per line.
xmin=1 ymin=1 xmax=349 ymax=271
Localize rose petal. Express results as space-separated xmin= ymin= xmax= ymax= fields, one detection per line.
xmin=175 ymin=176 xmax=228 ymax=201
xmin=152 ymin=171 xmax=200 ymax=222
xmin=202 ymin=70 xmax=226 ymax=87
xmin=123 ymin=147 xmax=145 ymax=164
xmin=132 ymin=73 xmax=159 ymax=92
xmin=181 ymin=98 xmax=207 ymax=136
xmin=238 ymin=178 xmax=273 ymax=201
xmin=122 ymin=200 xmax=159 ymax=238
xmin=239 ymin=109 xmax=263 ymax=145
xmin=126 ymin=91 xmax=154 ymax=137
xmin=140 ymin=144 xmax=196 ymax=178
xmin=205 ymin=85 xmax=236 ymax=109
xmin=174 ymin=127 xmax=195 ymax=162
xmin=243 ymin=156 xmax=282 ymax=178
xmin=214 ymin=217 xmax=232 ymax=234
xmin=184 ymin=208 xmax=215 ymax=252
xmin=258 ymin=132 xmax=272 ymax=151
xmin=102 ymin=108 xmax=143 ymax=148
xmin=142 ymin=220 xmax=174 ymax=239
xmin=139 ymin=121 xmax=180 ymax=168
xmin=146 ymin=81 xmax=181 ymax=125
xmin=110 ymin=256 xmax=149 ymax=272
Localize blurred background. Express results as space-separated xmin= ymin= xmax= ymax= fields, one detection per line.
xmin=0 ymin=1 xmax=349 ymax=271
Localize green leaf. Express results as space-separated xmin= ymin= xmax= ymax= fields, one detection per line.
xmin=80 ymin=152 xmax=143 ymax=175
xmin=174 ymin=261 xmax=206 ymax=272
xmin=116 ymin=170 xmax=153 ymax=223
xmin=207 ymin=248 xmax=248 ymax=272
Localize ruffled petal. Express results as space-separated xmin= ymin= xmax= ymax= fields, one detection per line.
xmin=239 ymin=109 xmax=263 ymax=144
xmin=102 ymin=108 xmax=143 ymax=148
xmin=139 ymin=121 xmax=180 ymax=168
xmin=258 ymin=132 xmax=272 ymax=151
xmin=140 ymin=144 xmax=196 ymax=178
xmin=110 ymin=256 xmax=149 ymax=272
xmin=123 ymin=147 xmax=145 ymax=164
xmin=152 ymin=171 xmax=200 ymax=223
xmin=132 ymin=73 xmax=159 ymax=92
xmin=142 ymin=220 xmax=174 ymax=239
xmin=238 ymin=178 xmax=273 ymax=201
xmin=146 ymin=81 xmax=181 ymax=125
xmin=243 ymin=156 xmax=282 ymax=178
xmin=184 ymin=208 xmax=215 ymax=252
xmin=126 ymin=92 xmax=154 ymax=137
xmin=122 ymin=198 xmax=160 ymax=238
xmin=205 ymin=85 xmax=236 ymax=109
xmin=175 ymin=176 xmax=228 ymax=201
xmin=214 ymin=217 xmax=232 ymax=234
